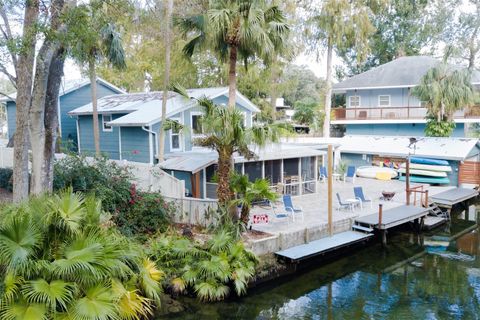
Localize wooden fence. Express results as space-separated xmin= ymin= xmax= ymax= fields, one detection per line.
xmin=459 ymin=161 xmax=480 ymax=185
xmin=165 ymin=196 xmax=218 ymax=227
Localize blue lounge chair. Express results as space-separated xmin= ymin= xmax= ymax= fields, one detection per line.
xmin=319 ymin=166 xmax=327 ymax=182
xmin=269 ymin=202 xmax=293 ymax=223
xmin=282 ymin=194 xmax=304 ymax=222
xmin=343 ymin=166 xmax=356 ymax=183
xmin=336 ymin=193 xmax=354 ymax=211
xmin=354 ymin=186 xmax=372 ymax=208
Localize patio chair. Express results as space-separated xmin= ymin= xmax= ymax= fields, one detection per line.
xmin=269 ymin=202 xmax=293 ymax=223
xmin=336 ymin=193 xmax=353 ymax=211
xmin=282 ymin=194 xmax=304 ymax=222
xmin=354 ymin=186 xmax=372 ymax=208
xmin=319 ymin=166 xmax=327 ymax=182
xmin=343 ymin=166 xmax=356 ymax=183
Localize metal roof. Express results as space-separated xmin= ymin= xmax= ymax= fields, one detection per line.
xmin=160 ymin=151 xmax=218 ymax=173
xmin=333 ymin=56 xmax=480 ymax=92
xmin=69 ymin=87 xmax=260 ymax=127
xmin=234 ymin=143 xmax=326 ymax=163
xmin=1 ymin=77 xmax=125 ymax=102
xmin=286 ymin=136 xmax=480 ymax=161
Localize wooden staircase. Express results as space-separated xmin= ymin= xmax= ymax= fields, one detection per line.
xmin=427 ymin=202 xmax=450 ymax=220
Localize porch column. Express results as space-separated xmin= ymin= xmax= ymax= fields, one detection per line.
xmin=261 ymin=161 xmax=265 ymax=179
xmin=298 ymin=157 xmax=302 ymax=195
xmin=314 ymin=156 xmax=319 ymax=193
xmin=203 ymin=168 xmax=207 ymax=199
xmin=280 ymin=160 xmax=284 ymax=184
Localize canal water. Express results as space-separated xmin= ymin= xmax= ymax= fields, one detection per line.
xmin=164 ymin=204 xmax=480 ymax=319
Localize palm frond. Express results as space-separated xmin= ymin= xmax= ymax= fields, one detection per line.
xmin=22 ymin=279 xmax=74 ymax=311
xmin=71 ymin=285 xmax=117 ymax=320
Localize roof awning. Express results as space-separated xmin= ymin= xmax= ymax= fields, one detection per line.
xmin=159 ymin=152 xmax=218 ymax=173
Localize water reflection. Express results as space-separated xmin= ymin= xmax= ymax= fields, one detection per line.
xmin=163 ymin=205 xmax=480 ymax=319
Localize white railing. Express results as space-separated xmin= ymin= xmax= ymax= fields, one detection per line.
xmin=165 ymin=196 xmax=218 ymax=227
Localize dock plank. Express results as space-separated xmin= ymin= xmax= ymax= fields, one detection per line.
xmin=430 ymin=188 xmax=478 ymax=207
xmin=275 ymin=231 xmax=373 ymax=261
xmin=355 ymin=205 xmax=430 ymax=230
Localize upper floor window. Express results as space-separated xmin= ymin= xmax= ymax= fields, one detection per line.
xmin=102 ymin=114 xmax=112 ymax=132
xmin=170 ymin=117 xmax=181 ymax=151
xmin=378 ymin=95 xmax=391 ymax=107
xmin=191 ymin=112 xmax=203 ymax=135
xmin=349 ymin=96 xmax=360 ymax=107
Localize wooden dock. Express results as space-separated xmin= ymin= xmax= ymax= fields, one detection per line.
xmin=275 ymin=231 xmax=373 ymax=262
xmin=355 ymin=205 xmax=431 ymax=230
xmin=430 ymin=188 xmax=479 ymax=208
xmin=423 ymin=216 xmax=447 ymax=230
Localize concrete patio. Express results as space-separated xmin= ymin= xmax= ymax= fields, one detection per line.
xmin=246 ymin=177 xmax=455 ymax=255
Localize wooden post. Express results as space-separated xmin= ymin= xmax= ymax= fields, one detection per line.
xmin=406 ymin=156 xmax=410 ymax=205
xmin=378 ymin=204 xmax=386 ymax=246
xmin=328 ymin=145 xmax=333 ymax=237
xmin=424 ymin=190 xmax=429 ymax=208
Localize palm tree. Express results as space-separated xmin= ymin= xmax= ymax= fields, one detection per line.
xmin=230 ymin=173 xmax=278 ymax=224
xmin=0 ymin=190 xmax=162 ymax=319
xmin=178 ymin=0 xmax=290 ymax=109
xmin=412 ymin=60 xmax=475 ymax=137
xmin=158 ymin=0 xmax=174 ymax=162
xmin=71 ymin=3 xmax=127 ymax=156
xmin=174 ymin=85 xmax=286 ymax=206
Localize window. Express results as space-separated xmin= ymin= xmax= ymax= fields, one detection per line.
xmin=378 ymin=95 xmax=390 ymax=107
xmin=102 ymin=114 xmax=112 ymax=132
xmin=349 ymin=96 xmax=360 ymax=107
xmin=191 ymin=112 xmax=203 ymax=135
xmin=170 ymin=117 xmax=181 ymax=151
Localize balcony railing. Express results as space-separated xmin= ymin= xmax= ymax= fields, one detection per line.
xmin=333 ymin=106 xmax=480 ymax=121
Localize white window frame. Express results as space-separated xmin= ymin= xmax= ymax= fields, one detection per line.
xmin=169 ymin=117 xmax=182 ymax=152
xmin=378 ymin=95 xmax=391 ymax=107
xmin=190 ymin=111 xmax=204 ymax=136
xmin=102 ymin=114 xmax=113 ymax=132
xmin=349 ymin=95 xmax=360 ymax=108
xmin=242 ymin=111 xmax=247 ymax=127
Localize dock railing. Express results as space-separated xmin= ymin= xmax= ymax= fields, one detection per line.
xmin=408 ymin=185 xmax=429 ymax=207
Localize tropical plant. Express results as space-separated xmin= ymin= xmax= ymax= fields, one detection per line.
xmin=148 ymin=229 xmax=257 ymax=302
xmin=412 ymin=59 xmax=475 ymax=137
xmin=230 ymin=173 xmax=278 ymax=224
xmin=0 ymin=190 xmax=163 ymax=320
xmin=178 ymin=0 xmax=290 ymax=108
xmin=173 ymin=85 xmax=287 ymax=206
xmin=69 ymin=1 xmax=127 ymax=156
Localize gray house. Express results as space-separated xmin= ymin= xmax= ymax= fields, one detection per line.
xmin=332 ymin=56 xmax=480 ymax=137
xmin=3 ymin=77 xmax=125 ymax=145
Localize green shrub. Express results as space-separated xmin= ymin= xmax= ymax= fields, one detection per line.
xmin=148 ymin=230 xmax=258 ymax=302
xmin=0 ymin=190 xmax=163 ymax=319
xmin=113 ymin=185 xmax=174 ymax=239
xmin=0 ymin=168 xmax=12 ymax=191
xmin=53 ymin=155 xmax=132 ymax=213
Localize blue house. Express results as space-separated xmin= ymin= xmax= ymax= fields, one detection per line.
xmin=332 ymin=56 xmax=480 ymax=137
xmin=70 ymin=88 xmax=326 ymax=198
xmin=3 ymin=77 xmax=124 ymax=145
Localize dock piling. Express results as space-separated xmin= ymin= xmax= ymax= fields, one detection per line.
xmin=378 ymin=204 xmax=387 ymax=246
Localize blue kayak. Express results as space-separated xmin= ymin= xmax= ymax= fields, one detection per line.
xmin=409 ymin=157 xmax=449 ymax=166
xmin=399 ymin=175 xmax=450 ymax=184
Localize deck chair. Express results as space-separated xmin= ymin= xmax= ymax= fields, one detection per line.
xmin=282 ymin=194 xmax=304 ymax=222
xmin=269 ymin=202 xmax=293 ymax=223
xmin=319 ymin=166 xmax=327 ymax=182
xmin=343 ymin=166 xmax=356 ymax=183
xmin=354 ymin=186 xmax=372 ymax=208
xmin=336 ymin=193 xmax=353 ymax=211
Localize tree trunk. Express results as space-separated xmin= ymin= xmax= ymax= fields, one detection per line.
xmin=89 ymin=60 xmax=100 ymax=157
xmin=43 ymin=49 xmax=65 ymax=192
xmin=227 ymin=46 xmax=238 ymax=109
xmin=13 ymin=0 xmax=40 ymax=202
xmin=323 ymin=38 xmax=333 ymax=138
xmin=270 ymin=60 xmax=278 ymax=122
xmin=157 ymin=0 xmax=173 ymax=163
xmin=216 ymin=148 xmax=233 ymax=205
xmin=29 ymin=42 xmax=57 ymax=195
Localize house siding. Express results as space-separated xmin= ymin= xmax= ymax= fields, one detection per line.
xmin=6 ymin=81 xmax=121 ymax=142
xmin=78 ymin=114 xmax=124 ymax=159
xmin=120 ymin=126 xmax=151 ymax=163
xmin=346 ymin=123 xmax=465 ymax=137
xmin=345 ymin=88 xmax=421 ymax=108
